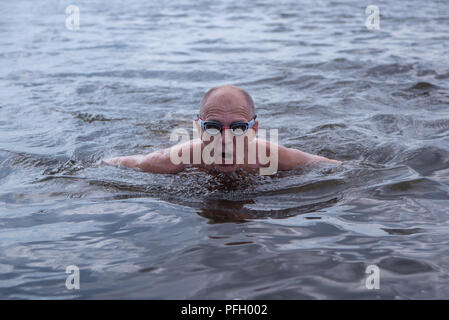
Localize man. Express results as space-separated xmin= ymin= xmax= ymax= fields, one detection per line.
xmin=103 ymin=85 xmax=341 ymax=174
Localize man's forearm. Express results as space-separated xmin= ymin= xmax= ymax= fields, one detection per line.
xmin=105 ymin=155 xmax=145 ymax=169
xmin=278 ymin=145 xmax=341 ymax=170
xmin=139 ymin=149 xmax=185 ymax=173
xmin=104 ymin=149 xmax=184 ymax=173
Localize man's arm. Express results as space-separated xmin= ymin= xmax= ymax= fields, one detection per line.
xmin=103 ymin=147 xmax=185 ymax=174
xmin=277 ymin=144 xmax=341 ymax=170
xmin=250 ymin=139 xmax=340 ymax=172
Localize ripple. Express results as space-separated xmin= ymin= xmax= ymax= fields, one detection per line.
xmin=2 ymin=0 xmax=449 ymax=299
xmin=366 ymin=63 xmax=414 ymax=77
xmin=378 ymin=257 xmax=434 ymax=275
xmin=373 ymin=178 xmax=448 ymax=200
xmin=72 ymin=112 xmax=122 ymax=123
xmin=382 ymin=228 xmax=424 ymax=235
xmin=401 ymin=146 xmax=449 ymax=176
xmin=407 ymin=82 xmax=440 ymax=92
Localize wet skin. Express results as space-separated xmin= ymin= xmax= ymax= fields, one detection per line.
xmin=103 ymin=85 xmax=341 ymax=174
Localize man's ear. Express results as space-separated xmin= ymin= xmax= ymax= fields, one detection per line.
xmin=245 ymin=120 xmax=258 ymax=141
xmin=253 ymin=120 xmax=258 ymax=134
xmin=194 ymin=119 xmax=202 ymax=136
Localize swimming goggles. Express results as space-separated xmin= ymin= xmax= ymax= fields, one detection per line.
xmin=197 ymin=115 xmax=257 ymax=136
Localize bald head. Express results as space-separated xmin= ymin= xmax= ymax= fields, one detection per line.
xmin=199 ymin=85 xmax=255 ymax=120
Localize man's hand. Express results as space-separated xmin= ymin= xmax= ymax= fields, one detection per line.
xmin=102 ymin=148 xmax=185 ymax=174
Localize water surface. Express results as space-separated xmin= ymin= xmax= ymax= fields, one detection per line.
xmin=1 ymin=0 xmax=449 ymax=299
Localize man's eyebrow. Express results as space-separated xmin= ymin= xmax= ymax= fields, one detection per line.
xmin=205 ymin=118 xmax=249 ymax=122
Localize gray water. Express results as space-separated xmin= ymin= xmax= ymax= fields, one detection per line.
xmin=1 ymin=0 xmax=449 ymax=299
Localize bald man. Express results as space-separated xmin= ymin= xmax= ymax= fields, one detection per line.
xmin=103 ymin=85 xmax=341 ymax=174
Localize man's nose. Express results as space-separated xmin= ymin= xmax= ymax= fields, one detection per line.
xmin=221 ymin=129 xmax=234 ymax=147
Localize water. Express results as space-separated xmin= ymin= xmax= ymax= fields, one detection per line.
xmin=1 ymin=0 xmax=449 ymax=299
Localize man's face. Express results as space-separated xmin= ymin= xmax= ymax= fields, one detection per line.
xmin=197 ymin=87 xmax=258 ymax=173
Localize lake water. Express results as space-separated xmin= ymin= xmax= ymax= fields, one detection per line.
xmin=1 ymin=0 xmax=449 ymax=299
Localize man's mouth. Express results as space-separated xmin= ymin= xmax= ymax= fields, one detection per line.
xmin=221 ymin=152 xmax=234 ymax=165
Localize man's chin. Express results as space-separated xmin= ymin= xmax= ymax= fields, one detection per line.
xmin=214 ymin=163 xmax=238 ymax=173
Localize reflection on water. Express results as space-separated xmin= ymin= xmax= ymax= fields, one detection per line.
xmin=1 ymin=0 xmax=449 ymax=299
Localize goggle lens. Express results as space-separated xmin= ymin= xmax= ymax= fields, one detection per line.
xmin=204 ymin=123 xmax=221 ymax=135
xmin=230 ymin=123 xmax=248 ymax=136
xmin=198 ymin=116 xmax=256 ymax=136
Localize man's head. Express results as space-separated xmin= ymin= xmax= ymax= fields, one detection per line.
xmin=199 ymin=85 xmax=256 ymax=120
xmin=196 ymin=85 xmax=258 ymax=172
